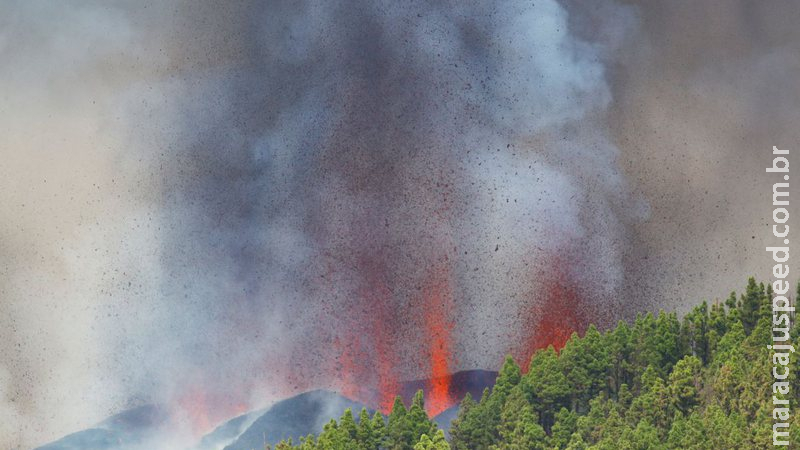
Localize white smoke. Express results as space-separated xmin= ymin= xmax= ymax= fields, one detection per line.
xmin=6 ymin=1 xmax=796 ymax=449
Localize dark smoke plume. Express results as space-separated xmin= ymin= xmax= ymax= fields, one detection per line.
xmin=148 ymin=0 xmax=642 ymax=426
xmin=2 ymin=1 xmax=798 ymax=448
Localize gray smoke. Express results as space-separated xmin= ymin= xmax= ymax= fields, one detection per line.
xmin=607 ymin=0 xmax=800 ymax=310
xmin=1 ymin=1 xmax=797 ymax=449
xmin=146 ymin=0 xmax=641 ymax=410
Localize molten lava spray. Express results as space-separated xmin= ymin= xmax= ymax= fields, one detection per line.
xmin=519 ymin=255 xmax=589 ymax=368
xmin=9 ymin=2 xmax=800 ymax=449
xmin=329 ymin=252 xmax=401 ymax=413
xmin=11 ymin=1 xmax=646 ymax=443
xmin=422 ymin=261 xmax=456 ymax=416
xmin=176 ymin=388 xmax=211 ymax=437
xmin=174 ymin=386 xmax=249 ymax=437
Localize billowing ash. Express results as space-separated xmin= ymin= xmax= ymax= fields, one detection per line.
xmin=35 ymin=0 xmax=800 ymax=448
xmin=148 ymin=0 xmax=643 ymax=420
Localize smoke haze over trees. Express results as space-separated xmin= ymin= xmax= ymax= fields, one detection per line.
xmin=269 ymin=279 xmax=800 ymax=449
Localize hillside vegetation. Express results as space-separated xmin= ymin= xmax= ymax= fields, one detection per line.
xmin=270 ymin=278 xmax=799 ymax=449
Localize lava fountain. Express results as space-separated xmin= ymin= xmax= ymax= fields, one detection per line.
xmin=422 ymin=260 xmax=456 ymax=416
xmin=519 ymin=254 xmax=589 ymax=369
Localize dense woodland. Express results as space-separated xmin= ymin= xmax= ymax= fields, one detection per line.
xmin=269 ymin=278 xmax=799 ymax=449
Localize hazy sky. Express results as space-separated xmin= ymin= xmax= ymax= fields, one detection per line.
xmin=1 ymin=1 xmax=798 ymax=448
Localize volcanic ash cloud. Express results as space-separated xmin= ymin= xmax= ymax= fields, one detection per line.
xmin=0 ymin=0 xmax=647 ymax=447
xmin=154 ymin=0 xmax=644 ymax=415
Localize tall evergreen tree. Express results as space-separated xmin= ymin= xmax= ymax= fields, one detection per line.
xmin=387 ymin=396 xmax=414 ymax=450
xmin=372 ymin=411 xmax=387 ymax=447
xmin=559 ymin=325 xmax=610 ymax=411
xmin=449 ymin=392 xmax=477 ymax=450
xmin=408 ymin=390 xmax=437 ymax=441
xmin=667 ymin=355 xmax=702 ymax=414
xmin=740 ymin=277 xmax=763 ymax=333
xmin=523 ymin=346 xmax=570 ymax=430
xmin=492 ymin=386 xmax=546 ymax=449
xmin=356 ymin=408 xmax=376 ymax=450
xmin=414 ymin=429 xmax=450 ymax=450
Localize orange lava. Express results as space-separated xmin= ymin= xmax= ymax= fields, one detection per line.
xmin=519 ymin=256 xmax=587 ymax=369
xmin=176 ymin=388 xmax=211 ymax=436
xmin=329 ymin=257 xmax=400 ymax=413
xmin=330 ymin=256 xmax=458 ymax=416
xmin=333 ymin=334 xmax=359 ymax=400
xmin=422 ymin=261 xmax=456 ymax=416
xmin=175 ymin=386 xmax=249 ymax=437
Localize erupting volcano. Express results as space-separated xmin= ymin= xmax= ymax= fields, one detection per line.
xmin=143 ymin=0 xmax=638 ymax=437
xmin=421 ymin=261 xmax=456 ymax=416
xmin=21 ymin=0 xmax=647 ymax=445
xmin=9 ymin=0 xmax=797 ymax=449
xmin=327 ymin=256 xmax=461 ymax=416
xmin=313 ymin=250 xmax=586 ymax=419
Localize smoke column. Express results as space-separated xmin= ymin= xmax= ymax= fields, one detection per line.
xmin=3 ymin=1 xmax=798 ymax=448
xmin=150 ymin=0 xmax=642 ymax=419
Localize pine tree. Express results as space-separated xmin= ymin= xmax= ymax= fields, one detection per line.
xmin=607 ymin=320 xmax=634 ymax=394
xmin=523 ymin=346 xmax=570 ymax=430
xmin=654 ymin=312 xmax=684 ymax=372
xmin=559 ymin=325 xmax=610 ymax=411
xmin=356 ymin=408 xmax=376 ymax=450
xmin=621 ymin=420 xmax=664 ymax=450
xmin=703 ymin=405 xmax=747 ymax=449
xmin=491 ymin=387 xmax=546 ymax=450
xmin=414 ymin=429 xmax=450 ymax=450
xmin=387 ymin=396 xmax=414 ymax=450
xmin=681 ymin=302 xmax=709 ymax=363
xmin=627 ymin=366 xmax=672 ymax=434
xmin=667 ymin=355 xmax=702 ymax=414
xmin=408 ymin=390 xmax=437 ymax=442
xmin=494 ymin=386 xmax=528 ymax=445
xmin=631 ymin=313 xmax=660 ymax=377
xmin=465 ymin=356 xmax=522 ymax=448
xmin=317 ymin=419 xmax=349 ymax=450
xmin=449 ymin=392 xmax=477 ymax=450
xmin=564 ymin=432 xmax=588 ymax=450
xmin=371 ymin=411 xmax=387 ymax=448
xmin=667 ymin=412 xmax=708 ymax=449
xmin=494 ymin=356 xmax=522 ymax=398
xmin=740 ymin=277 xmax=763 ymax=333
xmin=548 ymin=407 xmax=578 ymax=449
xmin=725 ymin=291 xmax=738 ymax=310
xmin=339 ymin=408 xmax=358 ymax=442
xmin=760 ymin=282 xmax=774 ymax=318
xmin=450 ymin=387 xmax=497 ymax=450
